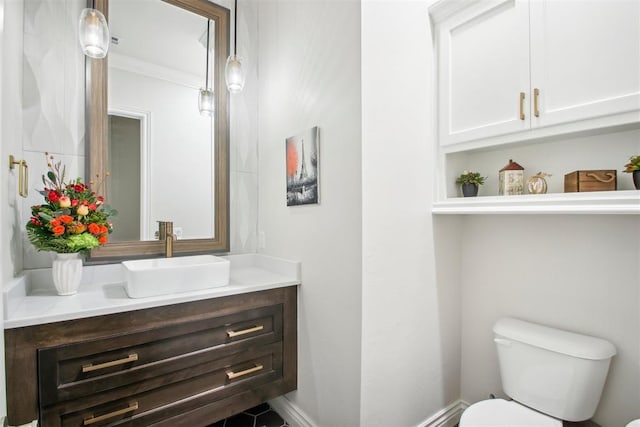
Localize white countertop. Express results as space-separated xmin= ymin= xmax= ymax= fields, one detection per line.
xmin=3 ymin=253 xmax=301 ymax=329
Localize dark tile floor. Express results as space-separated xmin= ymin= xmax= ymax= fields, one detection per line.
xmin=209 ymin=403 xmax=289 ymax=427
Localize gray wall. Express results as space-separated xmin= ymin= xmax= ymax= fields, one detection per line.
xmin=256 ymin=0 xmax=363 ymax=425
xmin=459 ymin=215 xmax=640 ymax=427
xmin=360 ymin=1 xmax=462 ymax=425
xmin=0 ymin=0 xmax=22 ymax=418
xmin=108 ymin=115 xmax=141 ymax=242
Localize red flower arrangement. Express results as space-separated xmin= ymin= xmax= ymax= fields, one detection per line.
xmin=26 ymin=154 xmax=117 ymax=253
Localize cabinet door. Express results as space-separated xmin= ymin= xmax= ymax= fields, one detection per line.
xmin=438 ymin=0 xmax=530 ymax=146
xmin=530 ymin=0 xmax=640 ymax=128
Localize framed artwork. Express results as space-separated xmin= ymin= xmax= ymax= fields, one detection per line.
xmin=286 ymin=126 xmax=319 ymax=206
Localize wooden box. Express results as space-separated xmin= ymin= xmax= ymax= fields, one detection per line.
xmin=564 ymin=170 xmax=617 ymax=192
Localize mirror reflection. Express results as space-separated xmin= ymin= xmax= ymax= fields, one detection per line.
xmin=87 ymin=0 xmax=230 ymax=260
xmin=108 ymin=0 xmax=216 ymax=242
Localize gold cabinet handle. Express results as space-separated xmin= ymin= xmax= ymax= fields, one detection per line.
xmin=226 ymin=325 xmax=264 ymax=338
xmin=226 ymin=364 xmax=263 ymax=380
xmin=585 ymin=172 xmax=616 ymax=183
xmin=8 ymin=155 xmax=28 ymax=197
xmin=83 ymin=402 xmax=138 ymax=425
xmin=519 ymin=92 xmax=525 ymax=120
xmin=533 ymin=88 xmax=540 ymax=117
xmin=82 ymin=353 xmax=138 ymax=373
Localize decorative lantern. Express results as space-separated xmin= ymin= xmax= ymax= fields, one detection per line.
xmin=499 ymin=159 xmax=524 ymax=195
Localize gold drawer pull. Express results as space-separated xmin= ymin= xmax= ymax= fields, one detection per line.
xmin=226 ymin=364 xmax=264 ymax=380
xmin=82 ymin=353 xmax=138 ymax=373
xmin=519 ymin=92 xmax=526 ymax=120
xmin=83 ymin=402 xmax=138 ymax=425
xmin=226 ymin=324 xmax=264 ymax=338
xmin=585 ymin=172 xmax=616 ymax=183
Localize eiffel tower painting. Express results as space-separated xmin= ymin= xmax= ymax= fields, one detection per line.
xmin=298 ymin=140 xmax=308 ymax=181
xmin=286 ymin=126 xmax=319 ymax=206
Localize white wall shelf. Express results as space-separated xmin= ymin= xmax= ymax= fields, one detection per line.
xmin=432 ymin=190 xmax=640 ymax=215
xmin=430 ymin=0 xmax=640 ymax=216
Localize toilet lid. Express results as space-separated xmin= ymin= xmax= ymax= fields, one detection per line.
xmin=460 ymin=399 xmax=563 ymax=427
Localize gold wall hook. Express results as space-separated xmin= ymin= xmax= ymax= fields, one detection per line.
xmin=9 ymin=155 xmax=28 ymax=197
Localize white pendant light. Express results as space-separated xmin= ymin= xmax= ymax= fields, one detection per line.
xmin=78 ymin=2 xmax=110 ymax=59
xmin=225 ymin=0 xmax=245 ymax=93
xmin=199 ymin=20 xmax=215 ymax=117
xmin=198 ymin=88 xmax=214 ymax=117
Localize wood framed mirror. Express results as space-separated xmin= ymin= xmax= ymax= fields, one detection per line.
xmin=86 ymin=0 xmax=230 ymax=261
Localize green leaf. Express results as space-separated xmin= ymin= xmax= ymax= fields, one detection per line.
xmin=102 ymin=205 xmax=118 ymax=216
xmin=38 ymin=211 xmax=54 ymax=221
xmin=26 ymin=226 xmax=73 ymax=253
xmin=47 ymin=171 xmax=57 ymax=184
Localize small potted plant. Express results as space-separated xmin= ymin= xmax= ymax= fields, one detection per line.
xmin=623 ymin=155 xmax=640 ymax=190
xmin=456 ymin=170 xmax=487 ymax=197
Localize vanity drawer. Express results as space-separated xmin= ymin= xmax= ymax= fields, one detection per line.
xmin=40 ymin=344 xmax=282 ymax=427
xmin=39 ymin=304 xmax=283 ymax=406
xmin=6 ymin=286 xmax=297 ymax=426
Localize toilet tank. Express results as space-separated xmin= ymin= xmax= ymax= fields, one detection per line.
xmin=493 ymin=317 xmax=616 ymax=422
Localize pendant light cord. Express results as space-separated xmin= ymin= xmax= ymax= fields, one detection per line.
xmin=233 ymin=0 xmax=238 ymax=55
xmin=205 ymin=20 xmax=210 ymax=90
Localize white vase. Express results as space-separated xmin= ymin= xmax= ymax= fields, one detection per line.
xmin=52 ymin=253 xmax=83 ymax=295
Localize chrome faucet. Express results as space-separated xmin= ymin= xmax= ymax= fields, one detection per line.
xmin=157 ymin=221 xmax=175 ymax=257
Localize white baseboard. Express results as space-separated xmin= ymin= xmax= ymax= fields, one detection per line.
xmin=418 ymin=400 xmax=469 ymax=427
xmin=268 ymin=396 xmax=315 ymax=427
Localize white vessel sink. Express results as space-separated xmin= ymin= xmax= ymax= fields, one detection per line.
xmin=122 ymin=255 xmax=230 ymax=298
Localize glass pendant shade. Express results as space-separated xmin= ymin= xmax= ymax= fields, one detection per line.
xmin=225 ymin=54 xmax=245 ymax=94
xmin=78 ymin=8 xmax=110 ymax=59
xmin=198 ymin=88 xmax=214 ymax=117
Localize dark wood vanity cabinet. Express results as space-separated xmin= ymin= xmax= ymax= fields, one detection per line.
xmin=5 ymin=286 xmax=297 ymax=426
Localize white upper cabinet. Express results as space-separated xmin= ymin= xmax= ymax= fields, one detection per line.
xmin=434 ymin=0 xmax=640 ymax=147
xmin=529 ymin=0 xmax=640 ymax=129
xmin=436 ymin=0 xmax=530 ymax=146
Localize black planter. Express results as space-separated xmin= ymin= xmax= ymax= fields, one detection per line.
xmin=634 ymin=170 xmax=640 ymax=190
xmin=461 ymin=183 xmax=479 ymax=197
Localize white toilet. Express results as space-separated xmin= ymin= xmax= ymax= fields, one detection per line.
xmin=460 ymin=317 xmax=616 ymax=426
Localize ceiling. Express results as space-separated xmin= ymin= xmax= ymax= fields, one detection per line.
xmin=109 ymin=0 xmax=214 ymax=82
